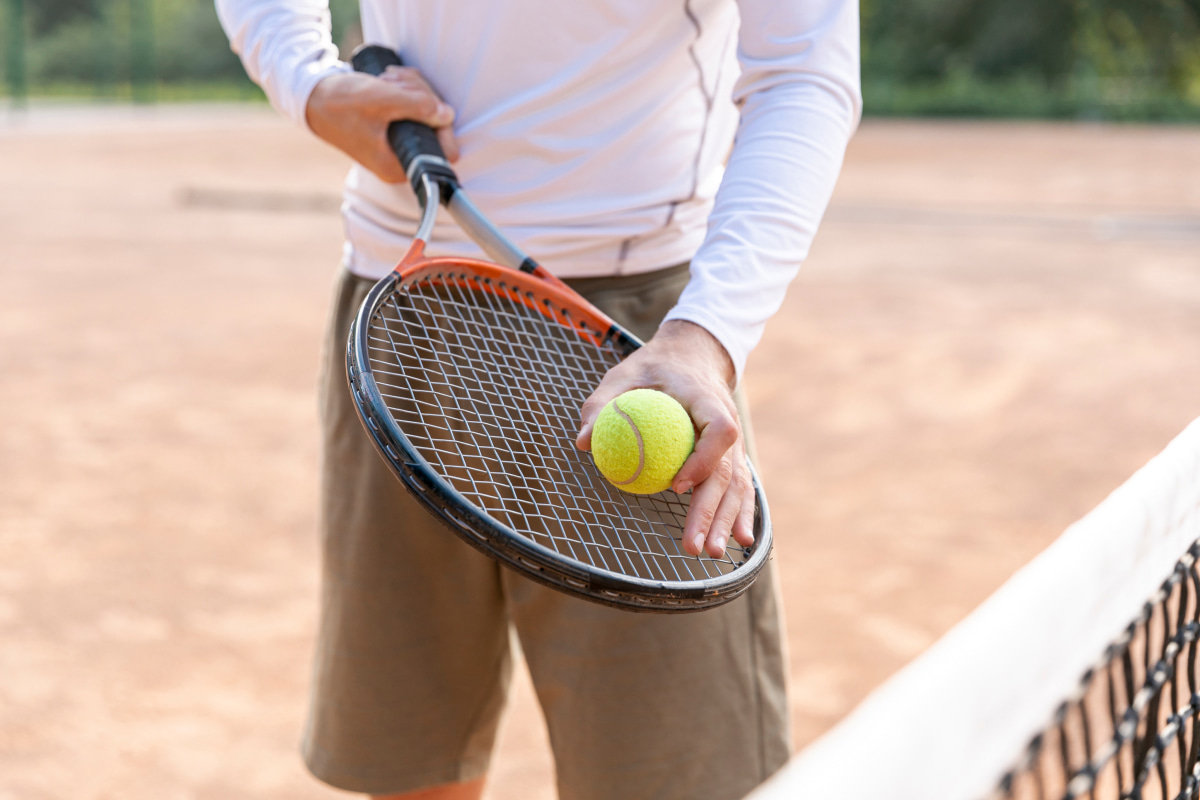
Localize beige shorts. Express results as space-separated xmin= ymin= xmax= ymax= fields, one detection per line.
xmin=303 ymin=263 xmax=790 ymax=800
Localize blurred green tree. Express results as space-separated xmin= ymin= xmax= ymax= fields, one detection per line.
xmin=5 ymin=0 xmax=28 ymax=103
xmin=18 ymin=0 xmax=359 ymax=88
xmin=861 ymin=0 xmax=1200 ymax=116
xmin=1075 ymin=0 xmax=1200 ymax=94
xmin=862 ymin=0 xmax=1075 ymax=81
xmin=29 ymin=0 xmax=98 ymax=35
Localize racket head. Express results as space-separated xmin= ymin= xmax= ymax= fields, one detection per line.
xmin=346 ymin=248 xmax=773 ymax=612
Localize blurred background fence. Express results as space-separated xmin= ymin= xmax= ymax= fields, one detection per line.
xmin=0 ymin=0 xmax=360 ymax=104
xmin=2 ymin=0 xmax=1200 ymax=119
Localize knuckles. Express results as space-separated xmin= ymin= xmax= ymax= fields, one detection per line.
xmin=374 ymin=69 xmax=443 ymax=122
xmin=413 ymin=94 xmax=440 ymax=120
xmin=704 ymin=415 xmax=740 ymax=451
xmin=690 ymin=504 xmax=717 ymax=531
xmin=381 ymin=65 xmax=420 ymax=83
xmin=709 ymin=457 xmax=734 ymax=487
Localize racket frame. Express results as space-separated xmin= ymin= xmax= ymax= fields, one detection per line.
xmin=343 ymin=45 xmax=774 ymax=612
xmin=348 ymin=260 xmax=777 ymax=609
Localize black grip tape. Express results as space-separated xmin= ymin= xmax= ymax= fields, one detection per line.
xmin=348 ymin=43 xmax=402 ymax=76
xmin=350 ymin=44 xmax=459 ymax=204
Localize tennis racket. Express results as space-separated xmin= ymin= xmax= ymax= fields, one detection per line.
xmin=345 ymin=44 xmax=773 ymax=612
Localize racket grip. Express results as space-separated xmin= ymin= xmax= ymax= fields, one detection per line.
xmin=349 ymin=43 xmax=402 ymax=76
xmin=350 ymin=44 xmax=459 ymax=204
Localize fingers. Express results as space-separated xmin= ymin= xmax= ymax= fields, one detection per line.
xmin=681 ymin=447 xmax=756 ymax=558
xmin=671 ymin=394 xmax=738 ymax=494
xmin=379 ymin=66 xmax=456 ymax=127
xmin=575 ymin=370 xmax=638 ymax=451
xmin=682 ymin=454 xmax=733 ymax=556
xmin=359 ymin=68 xmax=460 ymax=180
xmin=730 ymin=460 xmax=757 ymax=549
xmin=437 ymin=125 xmax=461 ymax=163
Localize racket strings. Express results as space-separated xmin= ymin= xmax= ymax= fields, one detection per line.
xmin=384 ymin=284 xmax=630 ymax=572
xmin=372 ymin=281 xmax=720 ymax=582
xmin=462 ymin=278 xmax=708 ymax=581
xmin=462 ymin=283 xmax=671 ymax=578
xmin=365 ymin=271 xmax=752 ymax=583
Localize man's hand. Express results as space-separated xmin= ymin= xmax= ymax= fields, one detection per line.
xmin=576 ymin=320 xmax=754 ymax=559
xmin=305 ymin=67 xmax=460 ymax=182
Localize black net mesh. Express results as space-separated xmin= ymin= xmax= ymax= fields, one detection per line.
xmin=364 ymin=270 xmax=757 ymax=583
xmin=996 ymin=542 xmax=1200 ymax=800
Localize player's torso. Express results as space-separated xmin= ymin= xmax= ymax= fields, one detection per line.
xmin=346 ymin=0 xmax=741 ymax=276
xmin=363 ymin=0 xmax=736 ymax=112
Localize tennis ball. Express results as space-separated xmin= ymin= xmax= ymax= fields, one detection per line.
xmin=591 ymin=389 xmax=695 ymax=495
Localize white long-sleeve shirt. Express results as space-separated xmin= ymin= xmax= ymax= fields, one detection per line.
xmin=216 ymin=0 xmax=861 ymax=379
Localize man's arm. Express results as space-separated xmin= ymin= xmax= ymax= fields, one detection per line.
xmin=664 ymin=0 xmax=862 ymax=376
xmin=577 ymin=0 xmax=862 ymax=559
xmin=215 ymin=0 xmax=457 ymax=169
xmin=215 ymin=0 xmax=346 ymax=125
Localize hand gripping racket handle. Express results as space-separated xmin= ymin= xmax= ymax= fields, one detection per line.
xmin=350 ymin=44 xmax=459 ymax=206
xmin=350 ymin=44 xmax=570 ymax=284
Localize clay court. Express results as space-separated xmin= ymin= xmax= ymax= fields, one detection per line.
xmin=1 ymin=107 xmax=1199 ymax=798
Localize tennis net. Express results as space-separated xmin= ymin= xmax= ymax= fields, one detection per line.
xmin=748 ymin=417 xmax=1200 ymax=800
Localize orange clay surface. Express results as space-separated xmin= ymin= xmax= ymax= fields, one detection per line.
xmin=2 ymin=106 xmax=1199 ymax=799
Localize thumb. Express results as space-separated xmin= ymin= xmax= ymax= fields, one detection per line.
xmin=427 ymin=100 xmax=456 ymax=128
xmin=576 ymin=379 xmax=634 ymax=451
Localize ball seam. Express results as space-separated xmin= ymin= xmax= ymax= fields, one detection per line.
xmin=608 ymin=400 xmax=646 ymax=486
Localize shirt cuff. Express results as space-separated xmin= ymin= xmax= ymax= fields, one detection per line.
xmin=288 ymin=58 xmax=351 ymax=130
xmin=661 ymin=305 xmax=756 ymax=387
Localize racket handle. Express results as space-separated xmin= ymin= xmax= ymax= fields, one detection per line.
xmin=348 ymin=43 xmax=402 ymax=77
xmin=350 ymin=44 xmax=459 ymax=204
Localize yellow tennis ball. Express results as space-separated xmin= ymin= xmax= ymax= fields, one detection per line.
xmin=592 ymin=389 xmax=695 ymax=495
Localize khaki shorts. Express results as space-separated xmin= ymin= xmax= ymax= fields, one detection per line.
xmin=303 ymin=263 xmax=790 ymax=800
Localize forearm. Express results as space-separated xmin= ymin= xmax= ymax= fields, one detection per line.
xmin=214 ymin=0 xmax=348 ymax=126
xmin=663 ymin=81 xmax=857 ymax=380
xmin=663 ymin=0 xmax=861 ymax=382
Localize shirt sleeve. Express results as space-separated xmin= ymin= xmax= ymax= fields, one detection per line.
xmin=662 ymin=0 xmax=862 ymax=383
xmin=214 ymin=0 xmax=350 ymax=128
